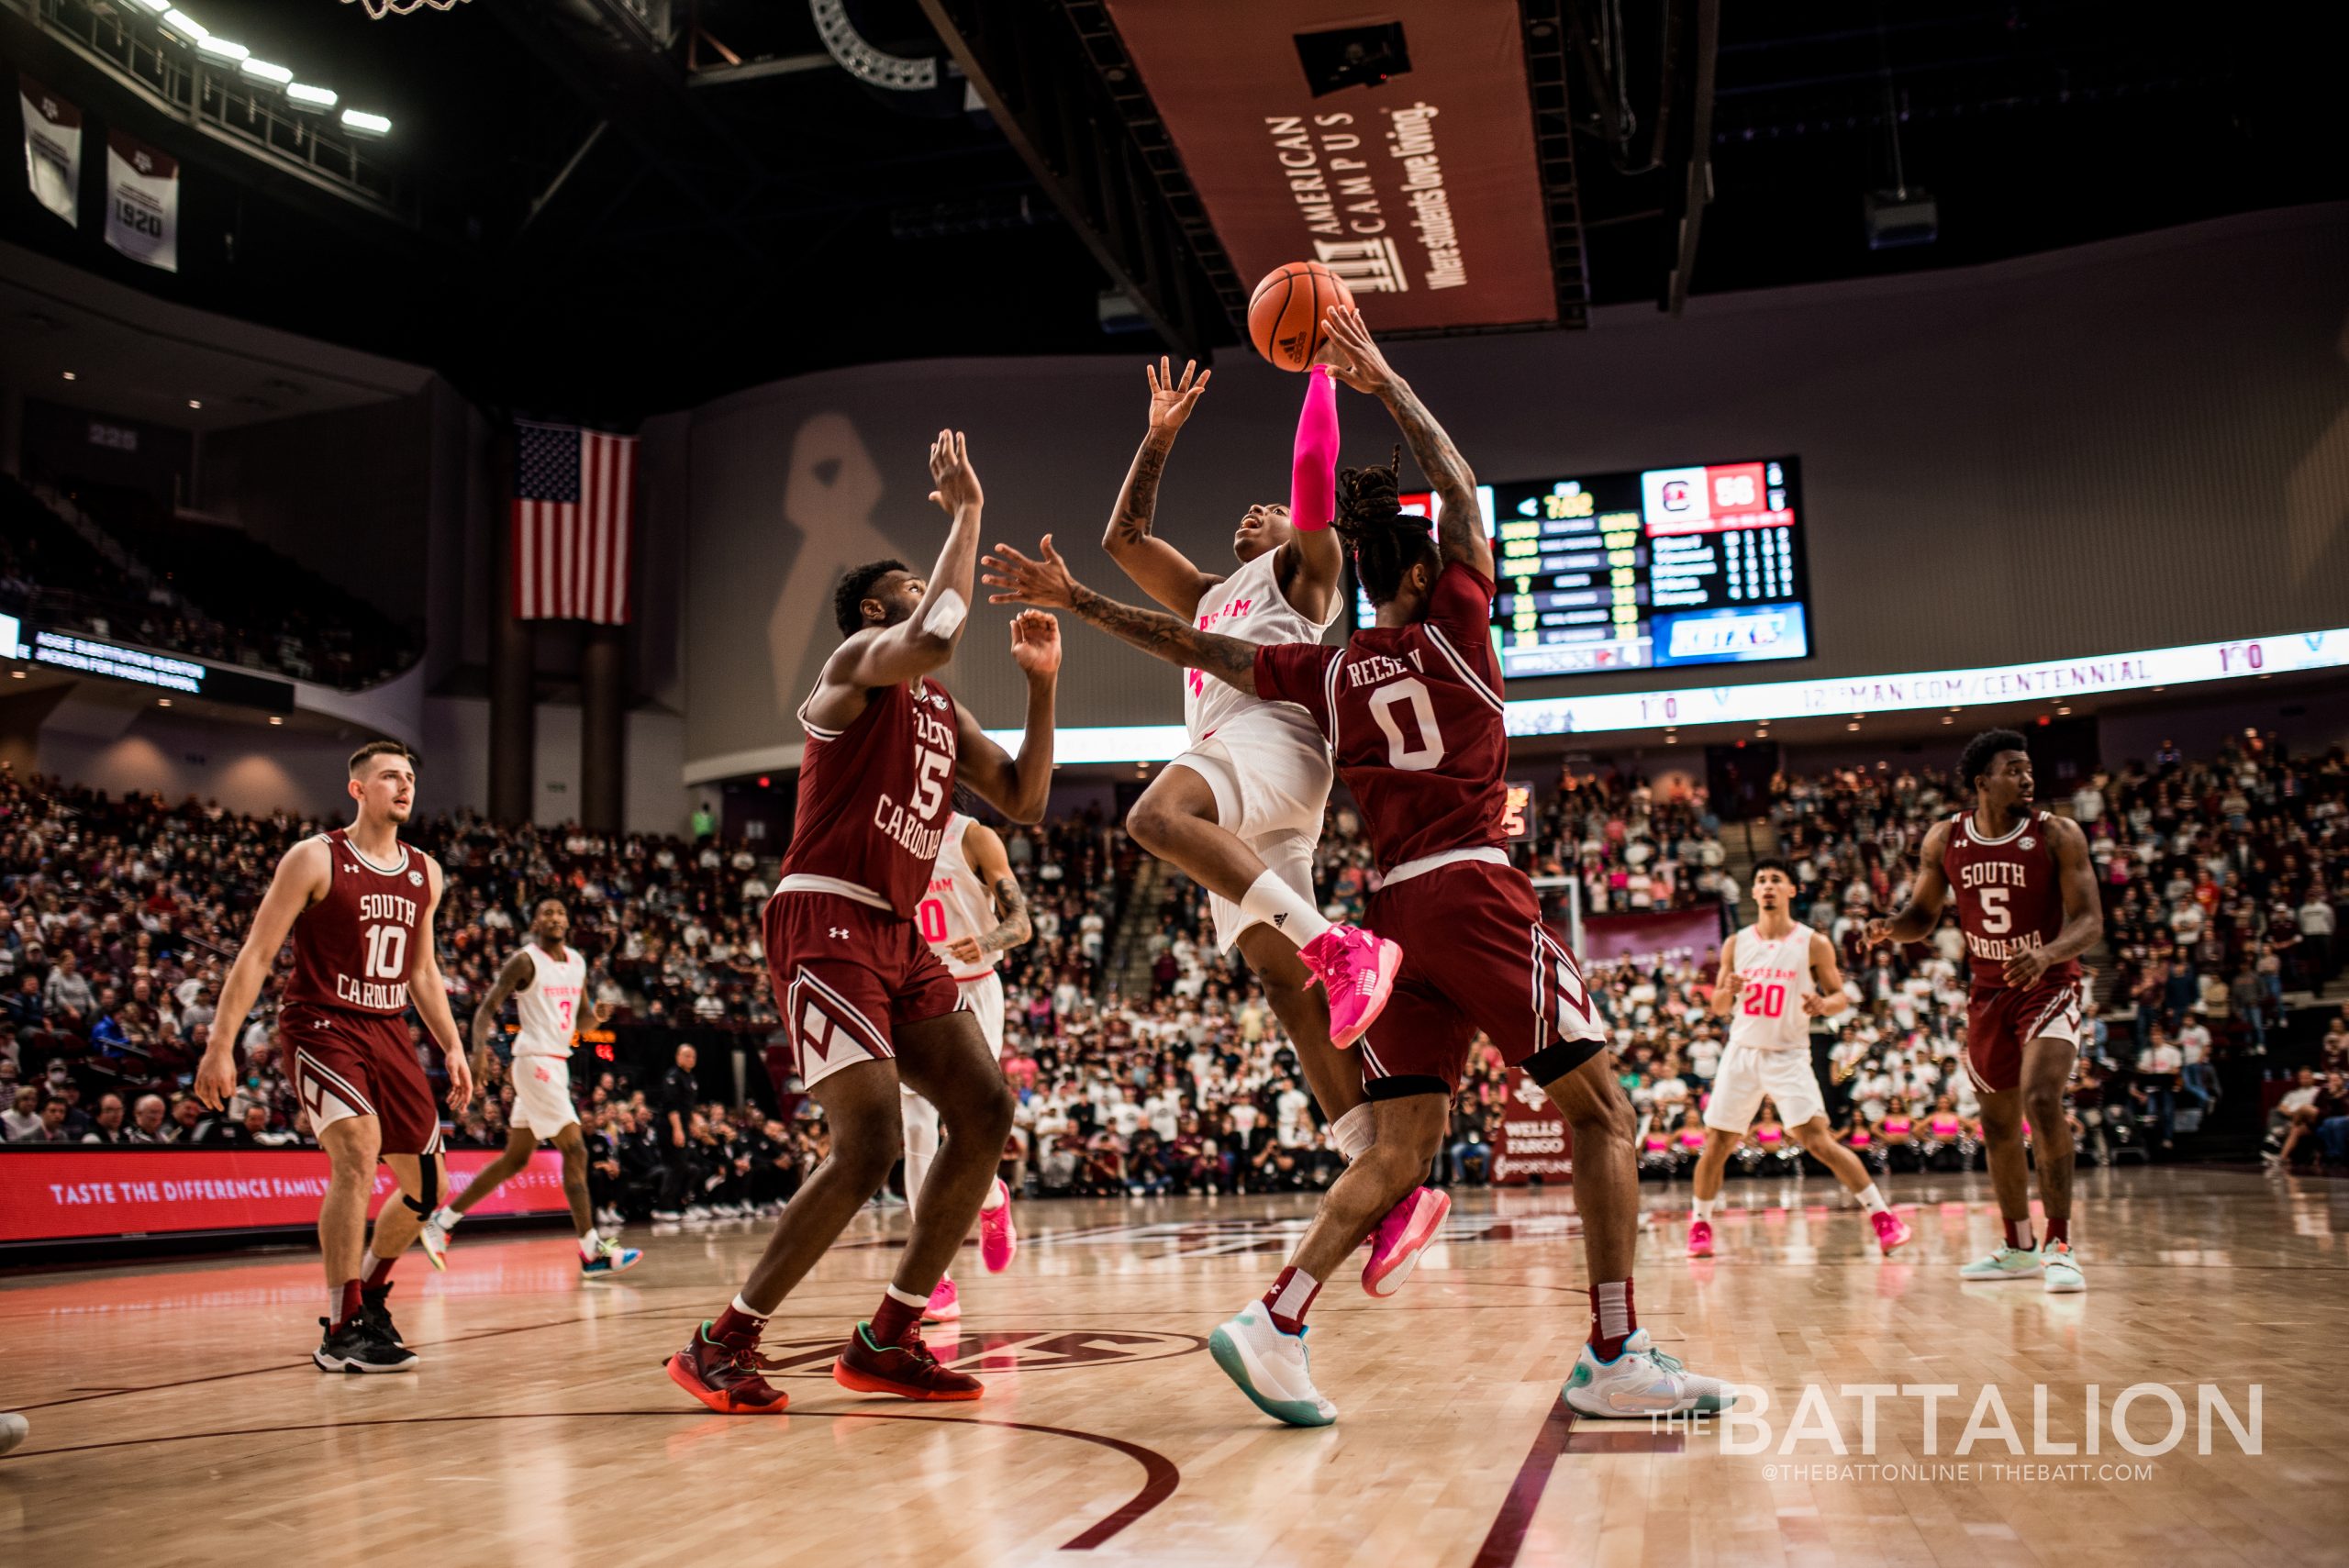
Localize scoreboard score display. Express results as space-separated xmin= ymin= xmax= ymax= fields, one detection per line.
xmin=1354 ymin=456 xmax=1811 ymax=679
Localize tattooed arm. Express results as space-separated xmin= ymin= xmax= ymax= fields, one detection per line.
xmin=1323 ymin=306 xmax=1491 ymax=581
xmin=984 ymin=535 xmax=1259 ymax=696
xmin=945 ymin=821 xmax=1032 ymax=966
xmin=1102 ymin=357 xmax=1224 ymax=616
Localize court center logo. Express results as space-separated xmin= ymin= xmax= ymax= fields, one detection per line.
xmin=752 ymin=1328 xmax=1205 ymax=1376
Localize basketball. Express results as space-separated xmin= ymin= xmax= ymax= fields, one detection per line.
xmin=1247 ymin=261 xmax=1355 ymax=372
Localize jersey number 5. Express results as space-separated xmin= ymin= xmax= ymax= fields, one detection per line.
xmin=1368 ymin=678 xmax=1445 ymax=772
xmin=1978 ymin=886 xmax=2011 ymax=933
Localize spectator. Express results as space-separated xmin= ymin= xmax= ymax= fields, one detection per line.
xmin=82 ymin=1092 xmax=129 ymax=1143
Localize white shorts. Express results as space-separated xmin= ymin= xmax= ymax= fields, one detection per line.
xmin=1173 ymin=719 xmax=1332 ymax=953
xmin=1702 ymin=1043 xmax=1827 ymax=1132
xmin=511 ymin=1052 xmax=580 ymax=1137
xmin=955 ymin=969 xmax=1006 ymax=1052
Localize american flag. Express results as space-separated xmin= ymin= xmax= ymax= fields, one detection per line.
xmin=512 ymin=421 xmax=637 ymax=623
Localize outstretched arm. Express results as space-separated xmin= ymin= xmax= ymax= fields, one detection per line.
xmin=809 ymin=430 xmax=986 ymax=729
xmin=984 ymin=535 xmax=1258 ymax=696
xmin=1322 ymin=306 xmax=1490 ymax=581
xmin=951 ymin=611 xmax=1062 ymax=824
xmin=1102 ymin=358 xmax=1223 ymax=616
xmin=1275 ymin=365 xmax=1344 ymax=622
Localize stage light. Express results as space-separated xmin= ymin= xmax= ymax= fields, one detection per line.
xmin=195 ymin=36 xmax=249 ymax=61
xmin=240 ymin=59 xmax=294 ymax=84
xmin=158 ymin=697 xmax=172 ymax=707
xmin=132 ymin=0 xmax=171 ymax=11
xmin=287 ymin=83 xmax=338 ymax=110
xmin=61 ymin=372 xmax=75 ymax=381
xmin=187 ymin=398 xmax=202 ymax=408
xmin=161 ymin=9 xmax=206 ymax=39
xmin=341 ymin=108 xmax=391 ymax=136
xmin=269 ymin=716 xmax=284 ymax=726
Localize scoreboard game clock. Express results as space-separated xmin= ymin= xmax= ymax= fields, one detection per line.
xmin=1353 ymin=455 xmax=1812 ymax=679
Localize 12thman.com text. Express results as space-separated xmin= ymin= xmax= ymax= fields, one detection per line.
xmin=1649 ymin=1383 xmax=2259 ymax=1485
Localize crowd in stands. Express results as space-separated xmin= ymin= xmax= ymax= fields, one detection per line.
xmin=0 ymin=475 xmax=417 ymax=689
xmin=6 ymin=730 xmax=2347 ymax=1191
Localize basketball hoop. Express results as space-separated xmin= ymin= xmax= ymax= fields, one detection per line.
xmin=342 ymin=0 xmax=472 ymax=17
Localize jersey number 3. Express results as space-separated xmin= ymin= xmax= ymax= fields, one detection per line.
xmin=1368 ymin=678 xmax=1445 ymax=772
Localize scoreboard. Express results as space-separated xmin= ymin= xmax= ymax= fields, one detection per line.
xmin=1353 ymin=456 xmax=1811 ymax=679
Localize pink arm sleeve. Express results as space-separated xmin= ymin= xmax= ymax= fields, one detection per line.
xmin=1288 ymin=365 xmax=1339 ymax=531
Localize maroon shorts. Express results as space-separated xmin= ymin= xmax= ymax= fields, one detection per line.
xmin=764 ymin=890 xmax=959 ymax=1090
xmin=280 ymin=1004 xmax=443 ymax=1155
xmin=1962 ymin=974 xmax=2087 ymax=1095
xmin=1358 ymin=858 xmax=1610 ymax=1096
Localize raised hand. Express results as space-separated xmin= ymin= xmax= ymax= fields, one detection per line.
xmin=1863 ymin=918 xmax=1896 ymax=949
xmin=928 ymin=428 xmax=983 ymax=517
xmin=1008 ymin=607 xmax=1063 ymax=678
xmin=1319 ymin=305 xmax=1396 ymax=395
xmin=1147 ymin=357 xmax=1211 ymax=432
xmin=984 ymin=536 xmax=1082 ymax=610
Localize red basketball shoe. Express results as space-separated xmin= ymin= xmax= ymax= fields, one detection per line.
xmin=832 ymin=1319 xmax=983 ymax=1401
xmin=665 ymin=1323 xmax=790 ymax=1414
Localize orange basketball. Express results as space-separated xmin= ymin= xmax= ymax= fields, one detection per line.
xmin=1247 ymin=261 xmax=1356 ymax=372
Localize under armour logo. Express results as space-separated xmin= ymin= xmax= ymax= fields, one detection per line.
xmin=830 ymin=927 xmax=850 ymax=940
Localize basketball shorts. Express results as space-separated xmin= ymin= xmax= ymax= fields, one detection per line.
xmin=1173 ymin=715 xmax=1333 ymax=953
xmin=1703 ymin=1043 xmax=1828 ymax=1132
xmin=1963 ymin=975 xmax=2086 ymax=1095
xmin=952 ymin=969 xmax=1007 ymax=1053
xmin=1357 ymin=857 xmax=1609 ymax=1097
xmin=765 ymin=890 xmax=959 ymax=1091
xmin=511 ymin=1052 xmax=579 ymax=1137
xmin=281 ymin=1004 xmax=443 ymax=1156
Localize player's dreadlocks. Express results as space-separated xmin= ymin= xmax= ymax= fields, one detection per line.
xmin=1330 ymin=447 xmax=1441 ymax=606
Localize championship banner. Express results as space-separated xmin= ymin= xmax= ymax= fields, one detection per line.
xmin=103 ymin=129 xmax=178 ymax=272
xmin=1581 ymin=906 xmax=1725 ymax=970
xmin=1099 ymin=0 xmax=1555 ymax=332
xmin=1491 ymin=1070 xmax=1572 ymax=1185
xmin=0 ymin=1148 xmax=569 ymax=1245
xmin=18 ymin=73 xmax=80 ymax=224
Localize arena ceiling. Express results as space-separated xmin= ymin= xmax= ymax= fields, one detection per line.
xmin=0 ymin=0 xmax=2337 ymax=421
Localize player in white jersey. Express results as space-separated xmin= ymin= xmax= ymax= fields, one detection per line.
xmin=1079 ymin=356 xmax=1437 ymax=1293
xmin=418 ymin=899 xmax=642 ymax=1279
xmin=905 ymin=808 xmax=1025 ymax=1321
xmin=1688 ymin=861 xmax=1910 ymax=1259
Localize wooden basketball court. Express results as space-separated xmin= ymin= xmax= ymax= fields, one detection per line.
xmin=5 ymin=1167 xmax=2343 ymax=1568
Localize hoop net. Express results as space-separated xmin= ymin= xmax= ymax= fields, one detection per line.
xmin=342 ymin=0 xmax=473 ymax=17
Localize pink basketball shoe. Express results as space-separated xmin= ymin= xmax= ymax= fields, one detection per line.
xmin=1871 ymin=1208 xmax=1912 ymax=1256
xmin=1362 ymin=1186 xmax=1451 ymax=1297
xmin=1686 ymin=1218 xmax=1715 ymax=1259
xmin=1300 ymin=925 xmax=1403 ymax=1050
xmin=923 ymin=1276 xmax=961 ymax=1323
xmin=979 ymin=1179 xmax=1016 ymax=1273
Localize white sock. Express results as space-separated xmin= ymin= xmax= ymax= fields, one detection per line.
xmin=1241 ymin=871 xmax=1332 ymax=950
xmin=579 ymin=1228 xmax=601 ymax=1258
xmin=1855 ymin=1184 xmax=1888 ymax=1216
xmin=433 ymin=1207 xmax=459 ymax=1229
xmin=980 ymin=1178 xmax=1008 ymax=1212
xmin=730 ymin=1293 xmax=769 ymax=1321
xmin=1330 ymin=1104 xmax=1375 ymax=1163
xmin=883 ymin=1282 xmax=929 ymax=1308
xmin=328 ymin=1284 xmax=349 ymax=1321
xmin=1692 ymin=1196 xmax=1717 ymax=1220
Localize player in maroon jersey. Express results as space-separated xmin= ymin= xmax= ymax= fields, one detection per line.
xmin=195 ymin=740 xmax=474 ymax=1372
xmin=985 ymin=307 xmax=1728 ymax=1425
xmin=1866 ymin=728 xmax=2103 ymax=1291
xmin=665 ymin=429 xmax=1061 ymax=1414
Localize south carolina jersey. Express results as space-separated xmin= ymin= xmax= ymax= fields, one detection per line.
xmin=920 ymin=814 xmax=998 ymax=981
xmin=1254 ymin=561 xmax=1508 ymax=872
xmin=1725 ymin=922 xmax=1817 ymax=1051
xmin=1940 ymin=809 xmax=2080 ymax=990
xmin=1185 ymin=547 xmax=1340 ymax=750
xmin=512 ymin=941 xmax=585 ymax=1058
xmin=283 ymin=828 xmax=427 ymax=1016
xmin=782 ymin=675 xmax=960 ymax=917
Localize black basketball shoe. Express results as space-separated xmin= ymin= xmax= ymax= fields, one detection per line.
xmin=360 ymin=1282 xmax=406 ymax=1347
xmin=315 ymin=1314 xmax=418 ymax=1373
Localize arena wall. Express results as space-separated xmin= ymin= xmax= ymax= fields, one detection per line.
xmin=674 ymin=203 xmax=2349 ymax=780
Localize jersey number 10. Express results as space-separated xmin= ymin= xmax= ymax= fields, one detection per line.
xmin=362 ymin=923 xmax=407 ymax=982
